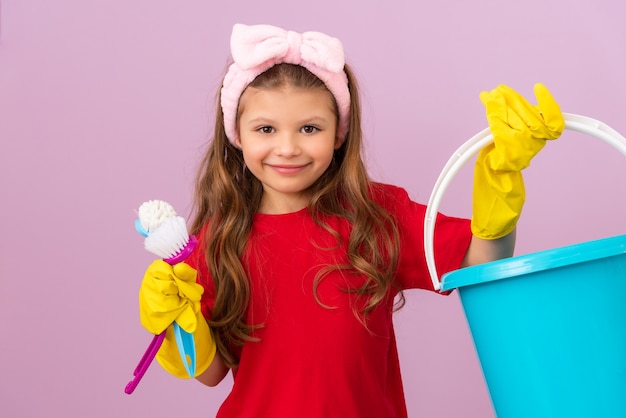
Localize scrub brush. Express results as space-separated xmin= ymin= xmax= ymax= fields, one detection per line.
xmin=135 ymin=199 xmax=198 ymax=262
xmin=125 ymin=200 xmax=198 ymax=394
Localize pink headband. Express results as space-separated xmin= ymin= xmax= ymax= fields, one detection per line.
xmin=220 ymin=24 xmax=351 ymax=146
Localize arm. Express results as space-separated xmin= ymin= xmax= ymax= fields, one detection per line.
xmin=195 ymin=338 xmax=230 ymax=387
xmin=467 ymin=84 xmax=564 ymax=264
xmin=462 ymin=229 xmax=516 ymax=268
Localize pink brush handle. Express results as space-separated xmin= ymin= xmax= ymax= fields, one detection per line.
xmin=124 ymin=332 xmax=166 ymax=394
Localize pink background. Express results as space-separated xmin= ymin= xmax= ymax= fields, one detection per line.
xmin=1 ymin=1 xmax=625 ymax=417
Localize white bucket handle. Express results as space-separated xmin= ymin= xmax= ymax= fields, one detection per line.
xmin=425 ymin=113 xmax=626 ymax=291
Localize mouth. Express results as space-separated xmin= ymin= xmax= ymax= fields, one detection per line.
xmin=267 ymin=163 xmax=309 ymax=175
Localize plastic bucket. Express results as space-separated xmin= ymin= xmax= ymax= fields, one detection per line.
xmin=441 ymin=235 xmax=626 ymax=417
xmin=424 ymin=114 xmax=626 ymax=418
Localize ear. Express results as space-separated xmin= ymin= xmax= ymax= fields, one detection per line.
xmin=334 ymin=135 xmax=345 ymax=150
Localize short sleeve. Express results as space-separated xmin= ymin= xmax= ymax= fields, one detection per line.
xmin=373 ymin=183 xmax=472 ymax=292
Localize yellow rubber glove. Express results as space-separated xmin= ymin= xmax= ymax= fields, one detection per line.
xmin=156 ymin=311 xmax=216 ymax=379
xmin=472 ymin=84 xmax=565 ymax=239
xmin=139 ymin=260 xmax=216 ymax=378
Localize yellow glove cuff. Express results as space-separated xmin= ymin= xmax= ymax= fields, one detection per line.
xmin=156 ymin=310 xmax=217 ymax=379
xmin=471 ymin=146 xmax=525 ymax=240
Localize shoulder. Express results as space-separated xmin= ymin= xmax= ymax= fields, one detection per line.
xmin=368 ymin=182 xmax=419 ymax=211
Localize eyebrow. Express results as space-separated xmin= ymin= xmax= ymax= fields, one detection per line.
xmin=243 ymin=116 xmax=332 ymax=125
xmin=242 ymin=117 xmax=275 ymax=125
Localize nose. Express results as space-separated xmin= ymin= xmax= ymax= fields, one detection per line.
xmin=274 ymin=132 xmax=301 ymax=157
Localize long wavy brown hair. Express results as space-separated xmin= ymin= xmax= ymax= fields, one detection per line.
xmin=190 ymin=63 xmax=401 ymax=368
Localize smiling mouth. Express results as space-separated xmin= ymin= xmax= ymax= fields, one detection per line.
xmin=268 ymin=164 xmax=309 ymax=174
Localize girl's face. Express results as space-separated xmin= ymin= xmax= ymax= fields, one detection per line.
xmin=236 ymin=85 xmax=341 ymax=214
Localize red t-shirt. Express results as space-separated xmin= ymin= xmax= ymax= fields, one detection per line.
xmin=188 ymin=183 xmax=472 ymax=417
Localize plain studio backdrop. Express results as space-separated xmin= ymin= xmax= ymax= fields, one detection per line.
xmin=1 ymin=1 xmax=625 ymax=417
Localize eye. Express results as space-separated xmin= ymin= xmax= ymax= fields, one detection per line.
xmin=257 ymin=126 xmax=275 ymax=134
xmin=301 ymin=125 xmax=319 ymax=134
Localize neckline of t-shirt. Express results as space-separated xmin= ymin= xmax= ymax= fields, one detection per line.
xmin=254 ymin=206 xmax=309 ymax=220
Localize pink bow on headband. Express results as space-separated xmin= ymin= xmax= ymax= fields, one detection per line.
xmin=221 ymin=24 xmax=351 ymax=145
xmin=230 ymin=23 xmax=346 ymax=73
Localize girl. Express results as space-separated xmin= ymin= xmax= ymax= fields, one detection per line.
xmin=138 ymin=23 xmax=564 ymax=417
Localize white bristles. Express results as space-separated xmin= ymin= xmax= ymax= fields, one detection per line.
xmin=137 ymin=200 xmax=191 ymax=259
xmin=144 ymin=216 xmax=190 ymax=259
xmin=137 ymin=200 xmax=178 ymax=234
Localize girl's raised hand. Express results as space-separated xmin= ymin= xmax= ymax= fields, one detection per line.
xmin=471 ymin=84 xmax=564 ymax=240
xmin=478 ymin=83 xmax=565 ymax=172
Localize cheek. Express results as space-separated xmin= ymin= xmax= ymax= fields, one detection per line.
xmin=240 ymin=142 xmax=269 ymax=164
xmin=311 ymin=140 xmax=337 ymax=162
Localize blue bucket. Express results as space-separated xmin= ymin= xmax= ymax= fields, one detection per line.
xmin=441 ymin=234 xmax=626 ymax=418
xmin=423 ymin=114 xmax=626 ymax=418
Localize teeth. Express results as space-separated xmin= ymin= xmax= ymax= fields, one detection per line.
xmin=137 ymin=200 xmax=178 ymax=233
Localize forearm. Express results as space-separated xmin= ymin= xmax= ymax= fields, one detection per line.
xmin=195 ymin=349 xmax=230 ymax=387
xmin=461 ymin=229 xmax=516 ymax=268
